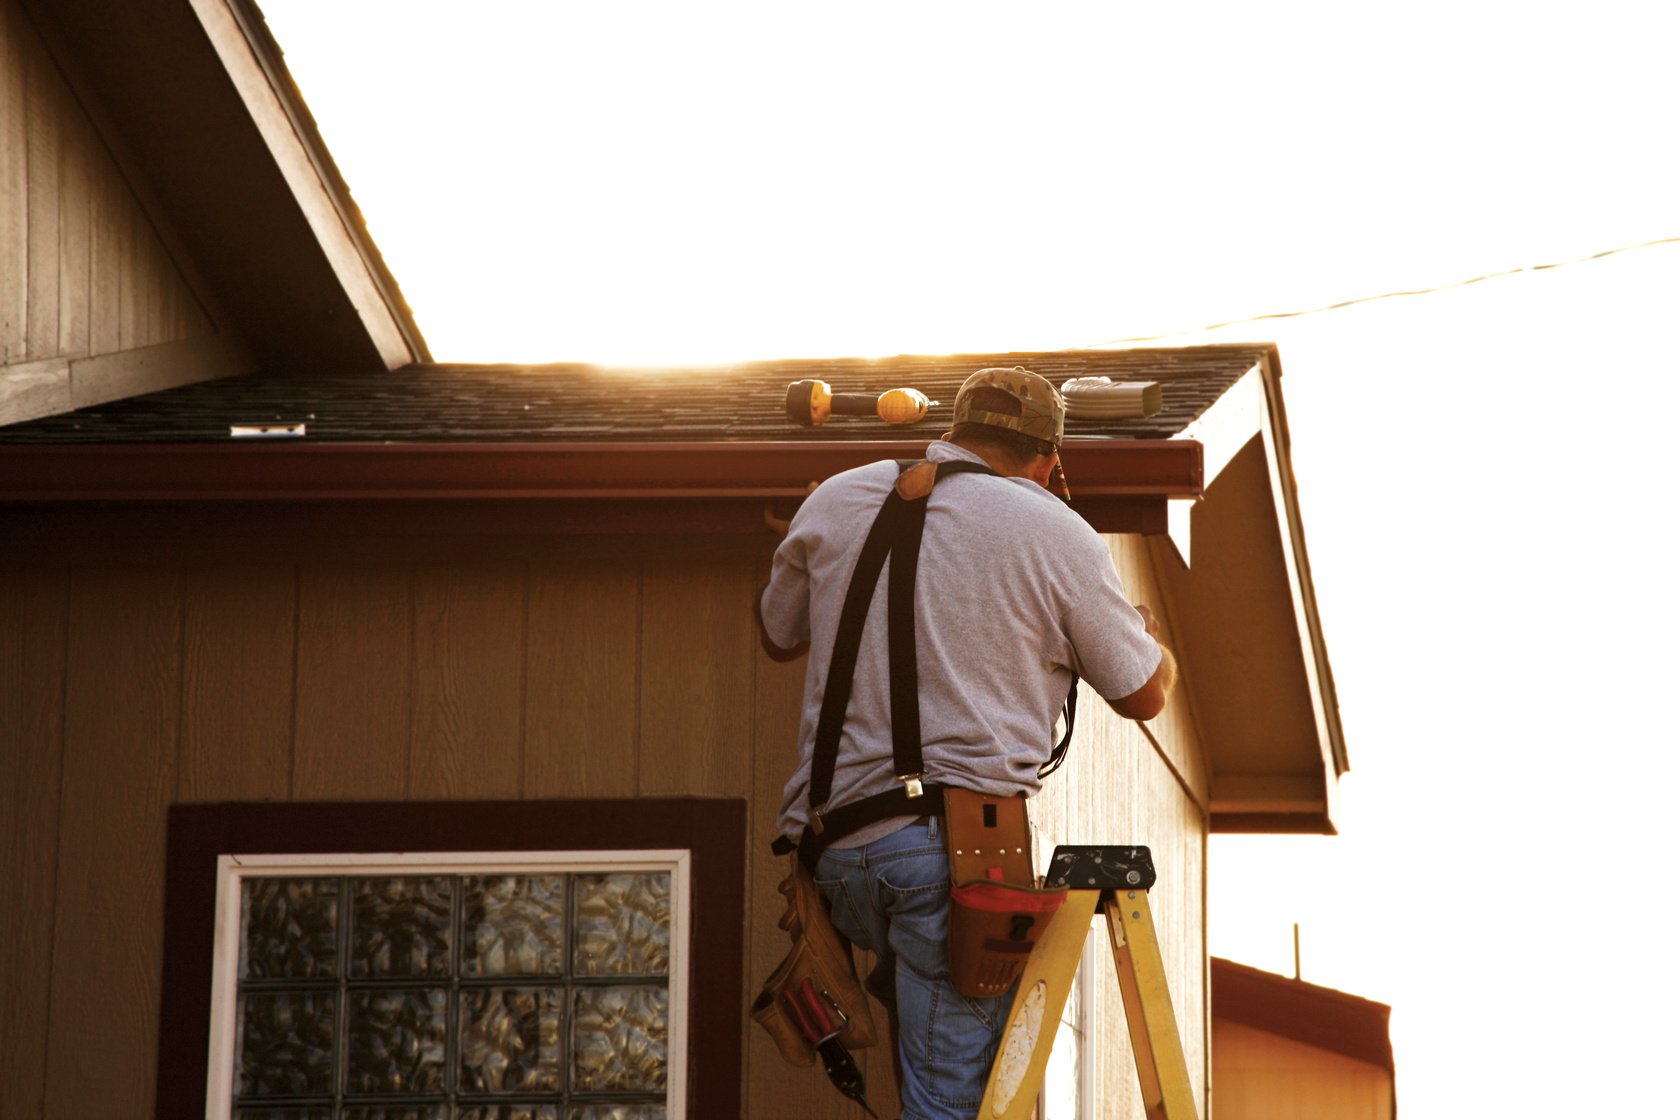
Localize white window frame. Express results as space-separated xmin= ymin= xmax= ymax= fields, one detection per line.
xmin=204 ymin=847 xmax=692 ymax=1120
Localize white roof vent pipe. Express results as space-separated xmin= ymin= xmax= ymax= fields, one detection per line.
xmin=1061 ymin=378 xmax=1163 ymax=420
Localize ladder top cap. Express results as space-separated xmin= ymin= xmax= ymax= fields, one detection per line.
xmin=1045 ymin=844 xmax=1157 ymax=891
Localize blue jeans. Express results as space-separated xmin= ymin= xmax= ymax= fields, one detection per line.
xmin=813 ymin=819 xmax=1010 ymax=1120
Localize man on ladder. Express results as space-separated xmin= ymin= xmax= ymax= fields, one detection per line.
xmin=757 ymin=366 xmax=1177 ymax=1119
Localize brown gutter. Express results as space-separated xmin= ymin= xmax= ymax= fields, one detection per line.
xmin=0 ymin=439 xmax=1201 ymax=534
xmin=0 ymin=439 xmax=1201 ymax=500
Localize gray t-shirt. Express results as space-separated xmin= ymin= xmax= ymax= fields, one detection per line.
xmin=762 ymin=441 xmax=1163 ymax=845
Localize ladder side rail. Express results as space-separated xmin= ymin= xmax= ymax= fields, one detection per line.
xmin=1102 ymin=891 xmax=1200 ymax=1120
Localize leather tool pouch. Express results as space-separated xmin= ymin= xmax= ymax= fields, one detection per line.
xmin=751 ymin=855 xmax=878 ymax=1066
xmin=944 ymin=788 xmax=1068 ymax=999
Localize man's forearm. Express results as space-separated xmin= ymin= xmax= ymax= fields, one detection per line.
xmin=755 ymin=586 xmax=809 ymax=662
xmin=1106 ymin=636 xmax=1176 ymax=721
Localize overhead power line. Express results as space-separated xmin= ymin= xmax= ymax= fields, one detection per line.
xmin=1086 ymin=234 xmax=1680 ymax=348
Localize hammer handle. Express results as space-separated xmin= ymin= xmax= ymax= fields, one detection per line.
xmin=829 ymin=392 xmax=882 ymax=417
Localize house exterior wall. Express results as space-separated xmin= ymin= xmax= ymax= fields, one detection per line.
xmin=1211 ymin=1019 xmax=1394 ymax=1120
xmin=0 ymin=518 xmax=1210 ymax=1119
xmin=0 ymin=0 xmax=242 ymax=426
xmin=1030 ymin=532 xmax=1210 ymax=1119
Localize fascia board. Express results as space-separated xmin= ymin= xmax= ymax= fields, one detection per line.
xmin=186 ymin=0 xmax=423 ymax=368
xmin=1253 ymin=350 xmax=1349 ymax=788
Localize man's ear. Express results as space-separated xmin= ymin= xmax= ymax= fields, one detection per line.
xmin=1028 ymin=453 xmax=1056 ymax=488
xmin=939 ymin=431 xmax=952 ymax=442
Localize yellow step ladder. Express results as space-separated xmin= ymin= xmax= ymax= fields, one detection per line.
xmin=979 ymin=845 xmax=1200 ymax=1120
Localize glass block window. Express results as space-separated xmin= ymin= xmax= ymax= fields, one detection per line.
xmin=207 ymin=854 xmax=687 ymax=1120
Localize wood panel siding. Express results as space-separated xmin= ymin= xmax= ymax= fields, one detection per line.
xmin=44 ymin=567 xmax=182 ymax=1119
xmin=56 ymin=63 xmax=90 ymax=357
xmin=410 ymin=561 xmax=527 ymax=799
xmin=177 ymin=563 xmax=296 ymax=802
xmin=1035 ymin=704 xmax=1210 ymax=1119
xmin=23 ymin=26 xmax=57 ymax=360
xmin=292 ymin=562 xmax=415 ymax=799
xmin=1 ymin=0 xmax=25 ymax=364
xmin=1111 ymin=531 xmax=1212 ymax=809
xmin=0 ymin=567 xmax=67 ymax=1120
xmin=1011 ymin=535 xmax=1213 ymax=1117
xmin=637 ymin=542 xmax=759 ymax=799
xmin=0 ymin=523 xmax=1213 ymax=1118
xmin=0 ymin=0 xmax=238 ymax=427
xmin=1029 ymin=533 xmax=1211 ymax=1116
xmin=524 ymin=552 xmax=642 ymax=798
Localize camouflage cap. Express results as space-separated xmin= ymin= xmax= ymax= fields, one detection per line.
xmin=952 ymin=366 xmax=1066 ymax=447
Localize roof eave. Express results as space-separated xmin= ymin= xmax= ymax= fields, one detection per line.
xmin=1212 ymin=957 xmax=1394 ymax=1072
xmin=1149 ymin=348 xmax=1345 ymax=835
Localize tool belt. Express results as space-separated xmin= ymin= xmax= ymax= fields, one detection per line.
xmin=751 ymin=855 xmax=878 ymax=1064
xmin=942 ymin=787 xmax=1067 ymax=998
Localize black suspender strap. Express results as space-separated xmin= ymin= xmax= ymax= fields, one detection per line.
xmin=775 ymin=459 xmax=1001 ymax=865
xmin=887 ymin=468 xmax=934 ymax=787
xmin=804 ymin=476 xmax=916 ymax=810
xmin=806 ymin=459 xmax=996 ymax=810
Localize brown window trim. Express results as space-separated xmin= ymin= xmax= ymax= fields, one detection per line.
xmin=156 ymin=797 xmax=746 ymax=1118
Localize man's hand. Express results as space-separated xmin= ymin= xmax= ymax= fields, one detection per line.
xmin=1135 ymin=603 xmax=1161 ymax=638
xmin=763 ymin=482 xmax=822 ymax=538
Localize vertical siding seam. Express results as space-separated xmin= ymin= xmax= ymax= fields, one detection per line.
xmin=7 ymin=9 xmax=30 ymax=365
xmin=632 ymin=561 xmax=644 ymax=797
xmin=517 ymin=561 xmax=531 ymax=800
xmin=404 ymin=564 xmax=417 ymax=800
xmin=54 ymin=68 xmax=66 ymax=357
xmin=744 ymin=561 xmax=760 ymax=1012
xmin=61 ymin=82 xmax=88 ymax=359
xmin=1201 ymin=824 xmax=1212 ymax=1112
xmin=287 ymin=564 xmax=302 ymax=801
xmin=173 ymin=567 xmax=189 ymax=802
xmin=37 ymin=567 xmax=72 ymax=1120
xmin=23 ymin=36 xmax=59 ymax=363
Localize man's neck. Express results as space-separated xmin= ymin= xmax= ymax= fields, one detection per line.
xmin=946 ymin=439 xmax=1034 ymax=480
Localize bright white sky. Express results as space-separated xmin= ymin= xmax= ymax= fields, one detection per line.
xmin=262 ymin=2 xmax=1679 ymax=1113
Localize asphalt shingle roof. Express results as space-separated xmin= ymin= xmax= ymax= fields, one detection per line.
xmin=0 ymin=346 xmax=1272 ymax=445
